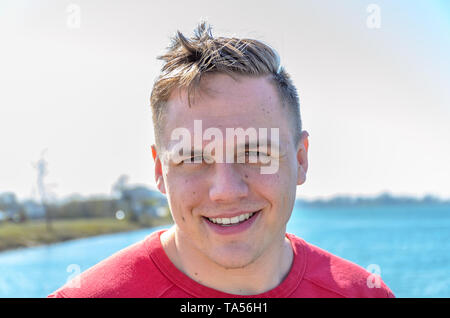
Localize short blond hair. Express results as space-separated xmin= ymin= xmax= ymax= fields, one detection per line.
xmin=150 ymin=22 xmax=301 ymax=150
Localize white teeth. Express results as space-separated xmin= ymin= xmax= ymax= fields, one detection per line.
xmin=208 ymin=212 xmax=255 ymax=225
xmin=230 ymin=216 xmax=239 ymax=224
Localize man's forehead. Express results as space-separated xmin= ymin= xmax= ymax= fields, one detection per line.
xmin=163 ymin=97 xmax=285 ymax=132
xmin=194 ymin=73 xmax=275 ymax=97
xmin=166 ymin=74 xmax=280 ymax=112
xmin=158 ymin=74 xmax=294 ymax=152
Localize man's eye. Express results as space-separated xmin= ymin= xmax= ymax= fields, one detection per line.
xmin=245 ymin=151 xmax=268 ymax=156
xmin=182 ymin=156 xmax=203 ymax=164
xmin=244 ymin=151 xmax=270 ymax=162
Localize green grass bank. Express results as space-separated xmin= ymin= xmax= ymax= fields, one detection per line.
xmin=0 ymin=217 xmax=173 ymax=252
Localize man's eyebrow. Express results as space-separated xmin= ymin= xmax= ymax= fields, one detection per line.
xmin=172 ymin=147 xmax=203 ymax=157
xmin=188 ymin=148 xmax=203 ymax=156
xmin=188 ymin=139 xmax=281 ymax=151
xmin=166 ymin=138 xmax=280 ymax=157
xmin=235 ymin=138 xmax=279 ymax=149
xmin=165 ymin=144 xmax=202 ymax=160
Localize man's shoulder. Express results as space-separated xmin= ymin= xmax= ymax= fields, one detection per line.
xmin=287 ymin=233 xmax=395 ymax=298
xmin=47 ymin=230 xmax=173 ymax=298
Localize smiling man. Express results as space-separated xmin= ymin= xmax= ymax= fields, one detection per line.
xmin=48 ymin=23 xmax=394 ymax=298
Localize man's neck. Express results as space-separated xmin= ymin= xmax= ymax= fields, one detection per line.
xmin=160 ymin=226 xmax=294 ymax=295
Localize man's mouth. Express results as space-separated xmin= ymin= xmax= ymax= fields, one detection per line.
xmin=203 ymin=210 xmax=260 ymax=227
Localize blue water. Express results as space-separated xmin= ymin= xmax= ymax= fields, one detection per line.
xmin=1 ymin=203 xmax=449 ymax=298
xmin=0 ymin=225 xmax=171 ymax=298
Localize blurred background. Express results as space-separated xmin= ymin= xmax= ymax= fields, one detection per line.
xmin=0 ymin=0 xmax=449 ymax=297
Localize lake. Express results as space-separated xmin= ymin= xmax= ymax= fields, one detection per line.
xmin=1 ymin=202 xmax=449 ymax=298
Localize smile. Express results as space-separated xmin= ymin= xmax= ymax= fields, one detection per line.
xmin=202 ymin=210 xmax=261 ymax=235
xmin=206 ymin=212 xmax=255 ymax=226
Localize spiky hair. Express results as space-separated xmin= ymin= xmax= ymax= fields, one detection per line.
xmin=150 ymin=22 xmax=301 ymax=151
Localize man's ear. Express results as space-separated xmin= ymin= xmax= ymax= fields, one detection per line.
xmin=151 ymin=144 xmax=166 ymax=194
xmin=297 ymin=131 xmax=309 ymax=186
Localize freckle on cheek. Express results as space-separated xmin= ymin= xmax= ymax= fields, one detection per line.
xmin=244 ymin=174 xmax=248 ymax=178
xmin=182 ymin=216 xmax=185 ymax=222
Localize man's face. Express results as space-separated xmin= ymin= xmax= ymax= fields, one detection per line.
xmin=152 ymin=73 xmax=308 ymax=269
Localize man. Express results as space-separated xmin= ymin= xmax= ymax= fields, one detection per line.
xmin=48 ymin=23 xmax=394 ymax=298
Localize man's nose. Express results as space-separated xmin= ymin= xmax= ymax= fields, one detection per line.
xmin=209 ymin=163 xmax=249 ymax=202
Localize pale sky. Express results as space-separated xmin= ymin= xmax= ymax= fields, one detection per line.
xmin=0 ymin=0 xmax=449 ymax=201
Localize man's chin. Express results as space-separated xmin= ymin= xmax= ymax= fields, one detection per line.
xmin=208 ymin=247 xmax=259 ymax=270
xmin=212 ymin=258 xmax=254 ymax=270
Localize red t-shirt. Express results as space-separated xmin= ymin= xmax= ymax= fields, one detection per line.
xmin=47 ymin=229 xmax=395 ymax=298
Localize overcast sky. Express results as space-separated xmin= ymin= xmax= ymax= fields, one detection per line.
xmin=0 ymin=0 xmax=449 ymax=201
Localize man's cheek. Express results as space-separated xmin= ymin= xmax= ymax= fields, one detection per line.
xmin=166 ymin=174 xmax=200 ymax=194
xmin=253 ymin=171 xmax=284 ymax=189
xmin=167 ymin=180 xmax=202 ymax=213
